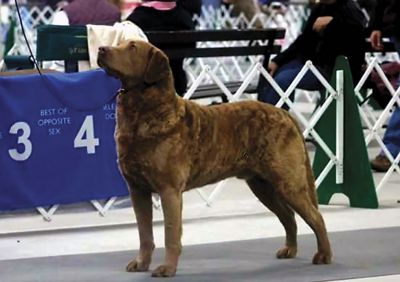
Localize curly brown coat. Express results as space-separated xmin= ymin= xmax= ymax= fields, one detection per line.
xmin=97 ymin=40 xmax=332 ymax=278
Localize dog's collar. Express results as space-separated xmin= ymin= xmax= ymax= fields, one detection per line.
xmin=119 ymin=81 xmax=154 ymax=94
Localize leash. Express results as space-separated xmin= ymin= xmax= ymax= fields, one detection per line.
xmin=13 ymin=0 xmax=120 ymax=112
xmin=14 ymin=0 xmax=41 ymax=75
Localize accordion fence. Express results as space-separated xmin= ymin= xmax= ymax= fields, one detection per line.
xmin=0 ymin=5 xmax=399 ymax=225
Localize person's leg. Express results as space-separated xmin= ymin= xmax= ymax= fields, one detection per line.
xmin=371 ymin=36 xmax=400 ymax=172
xmin=383 ymin=108 xmax=400 ymax=158
xmin=386 ymin=36 xmax=400 ymax=157
xmin=258 ymin=60 xmax=300 ymax=106
xmin=371 ymin=108 xmax=400 ymax=172
xmin=258 ymin=59 xmax=325 ymax=110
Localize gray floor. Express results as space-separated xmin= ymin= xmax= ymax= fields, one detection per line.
xmin=1 ymin=227 xmax=400 ymax=282
xmin=1 ymin=147 xmax=399 ymax=282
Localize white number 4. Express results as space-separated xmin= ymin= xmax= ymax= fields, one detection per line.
xmin=74 ymin=115 xmax=99 ymax=154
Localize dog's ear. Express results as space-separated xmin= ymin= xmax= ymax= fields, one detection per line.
xmin=144 ymin=47 xmax=169 ymax=84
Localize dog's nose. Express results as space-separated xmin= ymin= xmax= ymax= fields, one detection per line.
xmin=98 ymin=46 xmax=109 ymax=55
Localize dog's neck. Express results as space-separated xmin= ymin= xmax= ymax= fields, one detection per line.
xmin=120 ymin=78 xmax=157 ymax=92
xmin=120 ymin=76 xmax=177 ymax=109
xmin=117 ymin=76 xmax=185 ymax=138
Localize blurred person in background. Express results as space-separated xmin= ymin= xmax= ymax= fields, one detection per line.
xmin=126 ymin=0 xmax=201 ymax=96
xmin=257 ymin=0 xmax=366 ymax=110
xmin=222 ymin=0 xmax=265 ymax=29
xmin=51 ymin=0 xmax=121 ymax=26
xmin=44 ymin=0 xmax=69 ymax=9
xmin=178 ymin=0 xmax=202 ymax=17
xmin=369 ymin=0 xmax=399 ymax=54
xmin=369 ymin=0 xmax=400 ymax=172
xmin=202 ymin=0 xmax=221 ymax=8
xmin=356 ymin=0 xmax=377 ymax=21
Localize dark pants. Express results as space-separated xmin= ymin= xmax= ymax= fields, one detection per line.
xmin=257 ymin=59 xmax=327 ymax=110
xmin=384 ymin=107 xmax=400 ymax=158
xmin=381 ymin=36 xmax=400 ymax=158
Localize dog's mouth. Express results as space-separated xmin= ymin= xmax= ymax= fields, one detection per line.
xmin=102 ymin=67 xmax=120 ymax=79
xmin=98 ymin=58 xmax=121 ymax=79
xmin=97 ymin=56 xmax=110 ymax=70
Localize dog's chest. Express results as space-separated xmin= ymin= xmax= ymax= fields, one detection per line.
xmin=118 ymin=150 xmax=158 ymax=191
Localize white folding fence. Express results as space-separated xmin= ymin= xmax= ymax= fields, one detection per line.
xmin=181 ymin=59 xmax=346 ymax=207
xmin=1 ymin=4 xmax=399 ymax=223
xmin=182 ymin=53 xmax=400 ymax=208
xmin=355 ymin=54 xmax=400 ymax=192
xmin=3 ymin=52 xmax=399 ymax=222
xmin=186 ymin=4 xmax=309 ymax=86
xmin=0 ymin=5 xmax=54 ymax=58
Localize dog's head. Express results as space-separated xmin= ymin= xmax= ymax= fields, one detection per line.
xmin=97 ymin=40 xmax=170 ymax=87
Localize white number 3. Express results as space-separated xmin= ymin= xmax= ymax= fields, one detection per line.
xmin=74 ymin=115 xmax=99 ymax=154
xmin=8 ymin=122 xmax=33 ymax=161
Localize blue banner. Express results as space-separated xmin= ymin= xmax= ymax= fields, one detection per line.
xmin=0 ymin=70 xmax=129 ymax=211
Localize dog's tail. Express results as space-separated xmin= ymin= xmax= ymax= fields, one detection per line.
xmin=304 ymin=145 xmax=319 ymax=208
xmin=287 ymin=114 xmax=319 ymax=209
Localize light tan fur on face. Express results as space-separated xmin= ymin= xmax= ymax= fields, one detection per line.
xmin=98 ymin=40 xmax=332 ymax=278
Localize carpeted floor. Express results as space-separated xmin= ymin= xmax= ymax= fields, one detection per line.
xmin=1 ymin=227 xmax=400 ymax=282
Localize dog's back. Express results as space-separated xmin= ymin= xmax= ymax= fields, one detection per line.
xmin=181 ymin=99 xmax=309 ymax=190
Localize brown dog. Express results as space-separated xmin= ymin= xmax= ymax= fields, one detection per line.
xmin=97 ymin=40 xmax=332 ymax=277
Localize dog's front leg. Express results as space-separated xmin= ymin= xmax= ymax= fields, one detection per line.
xmin=126 ymin=188 xmax=155 ymax=272
xmin=152 ymin=189 xmax=183 ymax=277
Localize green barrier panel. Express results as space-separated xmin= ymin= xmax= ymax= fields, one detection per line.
xmin=313 ymin=56 xmax=378 ymax=209
xmin=36 ymin=25 xmax=88 ymax=61
xmin=4 ymin=19 xmax=16 ymax=57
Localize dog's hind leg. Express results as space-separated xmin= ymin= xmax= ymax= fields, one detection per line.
xmin=126 ymin=187 xmax=155 ymax=272
xmin=276 ymin=181 xmax=332 ymax=264
xmin=246 ymin=176 xmax=298 ymax=259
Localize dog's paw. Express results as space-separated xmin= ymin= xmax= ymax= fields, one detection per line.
xmin=151 ymin=264 xmax=177 ymax=277
xmin=312 ymin=251 xmax=332 ymax=264
xmin=276 ymin=246 xmax=297 ymax=259
xmin=126 ymin=258 xmax=150 ymax=272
